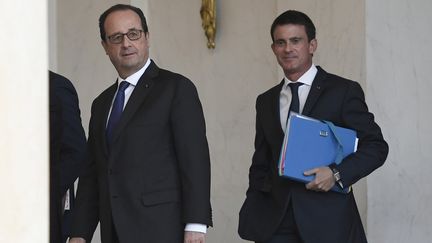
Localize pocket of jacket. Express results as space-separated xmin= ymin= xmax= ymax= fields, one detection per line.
xmin=141 ymin=189 xmax=180 ymax=206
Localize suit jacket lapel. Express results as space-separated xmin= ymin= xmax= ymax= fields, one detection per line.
xmin=302 ymin=66 xmax=327 ymax=116
xmin=263 ymin=79 xmax=286 ymax=164
xmin=110 ymin=61 xmax=159 ymax=146
xmin=273 ymin=79 xmax=285 ymax=137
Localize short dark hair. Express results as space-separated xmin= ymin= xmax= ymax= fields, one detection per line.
xmin=99 ymin=4 xmax=149 ymax=42
xmin=270 ymin=10 xmax=316 ymax=42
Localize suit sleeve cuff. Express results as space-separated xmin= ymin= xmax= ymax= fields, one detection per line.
xmin=184 ymin=223 xmax=207 ymax=233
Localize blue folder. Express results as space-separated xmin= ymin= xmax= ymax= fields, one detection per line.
xmin=278 ymin=113 xmax=358 ymax=194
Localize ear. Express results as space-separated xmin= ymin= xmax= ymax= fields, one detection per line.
xmin=101 ymin=40 xmax=109 ymax=55
xmin=309 ymin=39 xmax=317 ymax=54
xmin=271 ymin=42 xmax=276 ymax=54
xmin=144 ymin=32 xmax=150 ymax=48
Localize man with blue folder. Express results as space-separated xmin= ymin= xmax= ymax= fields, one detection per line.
xmin=239 ymin=10 xmax=389 ymax=243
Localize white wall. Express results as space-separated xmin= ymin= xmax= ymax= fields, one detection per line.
xmin=49 ymin=0 xmax=57 ymax=71
xmin=366 ymin=0 xmax=432 ymax=242
xmin=0 ymin=1 xmax=49 ymax=242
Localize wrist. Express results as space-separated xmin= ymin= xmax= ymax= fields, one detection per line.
xmin=328 ymin=164 xmax=343 ymax=188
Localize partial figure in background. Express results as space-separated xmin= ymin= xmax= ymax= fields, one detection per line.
xmin=238 ymin=10 xmax=388 ymax=243
xmin=49 ymin=71 xmax=87 ymax=243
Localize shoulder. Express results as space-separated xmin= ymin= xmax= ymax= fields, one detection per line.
xmin=155 ymin=68 xmax=199 ymax=97
xmin=315 ymin=67 xmax=364 ymax=97
xmin=90 ymin=81 xmax=117 ymax=111
xmin=49 ymin=71 xmax=80 ymax=104
xmin=317 ymin=66 xmax=360 ymax=88
xmin=159 ymin=68 xmax=195 ymax=86
xmin=256 ymin=81 xmax=282 ymax=106
xmin=148 ymin=61 xmax=196 ymax=89
xmin=49 ymin=71 xmax=76 ymax=91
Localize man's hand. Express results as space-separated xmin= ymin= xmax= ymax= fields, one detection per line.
xmin=68 ymin=237 xmax=86 ymax=243
xmin=304 ymin=166 xmax=335 ymax=192
xmin=184 ymin=231 xmax=205 ymax=243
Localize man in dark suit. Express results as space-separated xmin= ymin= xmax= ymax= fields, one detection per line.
xmin=49 ymin=71 xmax=87 ymax=243
xmin=69 ymin=4 xmax=212 ymax=243
xmin=238 ymin=10 xmax=388 ymax=243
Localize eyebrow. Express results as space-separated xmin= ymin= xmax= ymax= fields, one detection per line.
xmin=290 ymin=37 xmax=303 ymax=41
xmin=274 ymin=36 xmax=303 ymax=41
xmin=109 ymin=28 xmax=141 ymax=36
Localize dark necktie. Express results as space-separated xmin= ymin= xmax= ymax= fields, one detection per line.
xmin=288 ymin=82 xmax=304 ymax=114
xmin=106 ymin=81 xmax=130 ymax=146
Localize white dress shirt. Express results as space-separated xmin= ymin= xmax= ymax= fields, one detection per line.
xmin=107 ymin=58 xmax=207 ymax=234
xmin=279 ymin=64 xmax=318 ymax=132
xmin=107 ymin=58 xmax=151 ymax=120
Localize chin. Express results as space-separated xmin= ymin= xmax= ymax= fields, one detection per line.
xmin=282 ymin=66 xmax=297 ymax=73
xmin=121 ymin=62 xmax=139 ymax=69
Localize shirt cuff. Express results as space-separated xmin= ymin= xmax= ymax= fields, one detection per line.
xmin=184 ymin=223 xmax=207 ymax=234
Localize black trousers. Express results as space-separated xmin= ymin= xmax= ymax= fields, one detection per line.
xmin=111 ymin=221 xmax=120 ymax=243
xmin=257 ymin=203 xmax=304 ymax=243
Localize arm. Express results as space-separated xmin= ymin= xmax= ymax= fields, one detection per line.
xmin=247 ymin=96 xmax=272 ymax=194
xmin=336 ymin=81 xmax=388 ymax=187
xmin=69 ymin=102 xmax=100 ymax=241
xmin=305 ymin=81 xmax=388 ymax=191
xmin=52 ymin=74 xmax=87 ymax=194
xmin=170 ymin=77 xmax=212 ymax=227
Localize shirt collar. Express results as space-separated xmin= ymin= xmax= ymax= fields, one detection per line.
xmin=283 ymin=64 xmax=318 ymax=88
xmin=116 ymin=58 xmax=151 ymax=86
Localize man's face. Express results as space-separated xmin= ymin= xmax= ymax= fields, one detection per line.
xmin=102 ymin=10 xmax=149 ymax=79
xmin=271 ymin=24 xmax=317 ymax=81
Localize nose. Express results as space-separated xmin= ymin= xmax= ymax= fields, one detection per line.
xmin=284 ymin=42 xmax=293 ymax=53
xmin=121 ymin=36 xmax=132 ymax=48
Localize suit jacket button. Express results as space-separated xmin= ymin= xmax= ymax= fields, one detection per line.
xmin=145 ymin=84 xmax=149 ymax=88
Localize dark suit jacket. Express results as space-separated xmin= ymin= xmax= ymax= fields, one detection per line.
xmin=49 ymin=71 xmax=87 ymax=242
xmin=71 ymin=61 xmax=212 ymax=243
xmin=50 ymin=80 xmax=63 ymax=243
xmin=238 ymin=66 xmax=388 ymax=243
